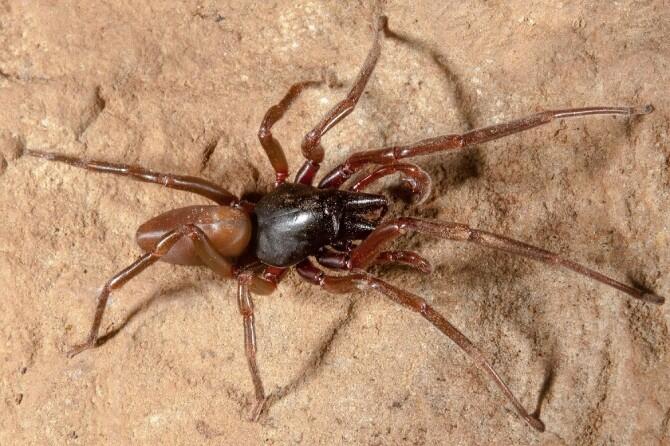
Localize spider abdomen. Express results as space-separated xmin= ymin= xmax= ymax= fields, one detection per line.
xmin=136 ymin=205 xmax=252 ymax=265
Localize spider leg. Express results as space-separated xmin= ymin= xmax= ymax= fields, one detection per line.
xmin=67 ymin=229 xmax=187 ymax=358
xmin=236 ymin=269 xmax=281 ymax=421
xmin=232 ymin=265 xmax=286 ymax=421
xmin=348 ymin=162 xmax=432 ymax=204
xmin=372 ymin=251 xmax=432 ymax=273
xmin=258 ymin=81 xmax=322 ymax=186
xmin=316 ymin=247 xmax=432 ymax=274
xmin=319 ymin=105 xmax=654 ymax=188
xmin=295 ymin=16 xmax=387 ymax=185
xmin=68 ymin=224 xmax=241 ymax=358
xmin=177 ymin=227 xmax=283 ymax=420
xmin=295 ymin=259 xmax=545 ymax=432
xmin=25 ymin=149 xmax=237 ymax=205
xmin=349 ymin=217 xmax=665 ymax=305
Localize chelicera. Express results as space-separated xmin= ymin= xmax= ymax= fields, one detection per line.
xmin=24 ymin=16 xmax=663 ymax=432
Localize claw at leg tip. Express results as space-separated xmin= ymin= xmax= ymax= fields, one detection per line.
xmin=66 ymin=348 xmax=82 ymax=359
xmin=633 ymin=104 xmax=654 ymax=115
xmin=528 ymin=416 xmax=545 ymax=432
xmin=643 ymin=292 xmax=665 ymax=305
xmin=418 ymin=260 xmax=433 ymax=274
xmin=66 ymin=340 xmax=95 ymax=359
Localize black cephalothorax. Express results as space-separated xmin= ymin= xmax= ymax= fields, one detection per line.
xmin=255 ymin=183 xmax=386 ymax=266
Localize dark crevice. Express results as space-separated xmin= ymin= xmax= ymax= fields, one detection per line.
xmin=0 ymin=136 xmax=25 ymax=177
xmin=661 ymin=407 xmax=670 ymax=436
xmin=200 ymin=138 xmax=219 ymax=172
xmin=195 ymin=419 xmax=225 ymax=439
xmin=77 ymin=85 xmax=106 ymax=141
xmin=262 ymin=298 xmax=357 ymax=416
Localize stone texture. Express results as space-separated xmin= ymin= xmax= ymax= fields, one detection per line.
xmin=1 ymin=1 xmax=668 ymax=444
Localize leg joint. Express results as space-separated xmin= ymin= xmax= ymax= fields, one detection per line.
xmin=257 ymin=126 xmax=271 ymax=142
xmin=177 ymin=223 xmax=202 ymax=239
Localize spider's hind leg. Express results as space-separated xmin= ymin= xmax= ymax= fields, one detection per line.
xmin=349 ymin=217 xmax=665 ymax=305
xmin=296 ymin=259 xmax=545 ymax=431
xmin=316 ymin=247 xmax=432 ymax=274
xmin=68 ymin=224 xmax=239 ymax=358
xmin=66 ymin=229 xmax=187 ymax=358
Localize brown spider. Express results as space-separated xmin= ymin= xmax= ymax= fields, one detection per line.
xmin=24 ymin=15 xmax=662 ymax=432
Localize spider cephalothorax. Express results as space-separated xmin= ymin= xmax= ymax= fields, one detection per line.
xmin=255 ymin=183 xmax=387 ymax=267
xmin=24 ymin=14 xmax=662 ymax=432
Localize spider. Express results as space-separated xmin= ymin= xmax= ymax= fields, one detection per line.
xmin=24 ymin=15 xmax=663 ymax=432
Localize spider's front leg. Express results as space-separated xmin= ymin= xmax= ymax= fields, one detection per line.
xmin=294 ymin=15 xmax=387 ymax=185
xmin=258 ymin=81 xmax=321 ymax=186
xmin=348 ymin=162 xmax=432 ymax=204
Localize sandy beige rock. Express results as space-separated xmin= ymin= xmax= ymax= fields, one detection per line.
xmin=1 ymin=1 xmax=669 ymax=445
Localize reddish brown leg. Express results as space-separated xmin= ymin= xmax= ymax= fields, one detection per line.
xmin=371 ymin=251 xmax=432 ymax=273
xmin=236 ymin=270 xmax=278 ymax=421
xmin=234 ymin=266 xmax=284 ymax=421
xmin=67 ymin=229 xmax=186 ymax=357
xmin=68 ymin=224 xmax=240 ymax=358
xmin=317 ymin=247 xmax=432 ymax=274
xmin=349 ymin=162 xmax=432 ymax=204
xmin=181 ymin=227 xmax=282 ymax=420
xmin=295 ymin=16 xmax=387 ymax=184
xmin=350 ymin=218 xmax=665 ymax=305
xmin=258 ymin=81 xmax=321 ymax=185
xmin=25 ymin=149 xmax=237 ymax=205
xmin=319 ymin=105 xmax=654 ymax=188
xmin=296 ymin=260 xmax=545 ymax=431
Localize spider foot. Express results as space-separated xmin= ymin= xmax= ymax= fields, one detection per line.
xmin=526 ymin=415 xmax=545 ymax=432
xmin=642 ymin=292 xmax=665 ymax=305
xmin=632 ymin=104 xmax=654 ymax=115
xmin=66 ymin=338 xmax=97 ymax=358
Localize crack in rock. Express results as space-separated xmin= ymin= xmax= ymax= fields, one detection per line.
xmin=200 ymin=137 xmax=219 ymax=172
xmin=76 ymin=85 xmax=106 ymax=141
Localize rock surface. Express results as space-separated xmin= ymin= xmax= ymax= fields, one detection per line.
xmin=1 ymin=1 xmax=668 ymax=444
